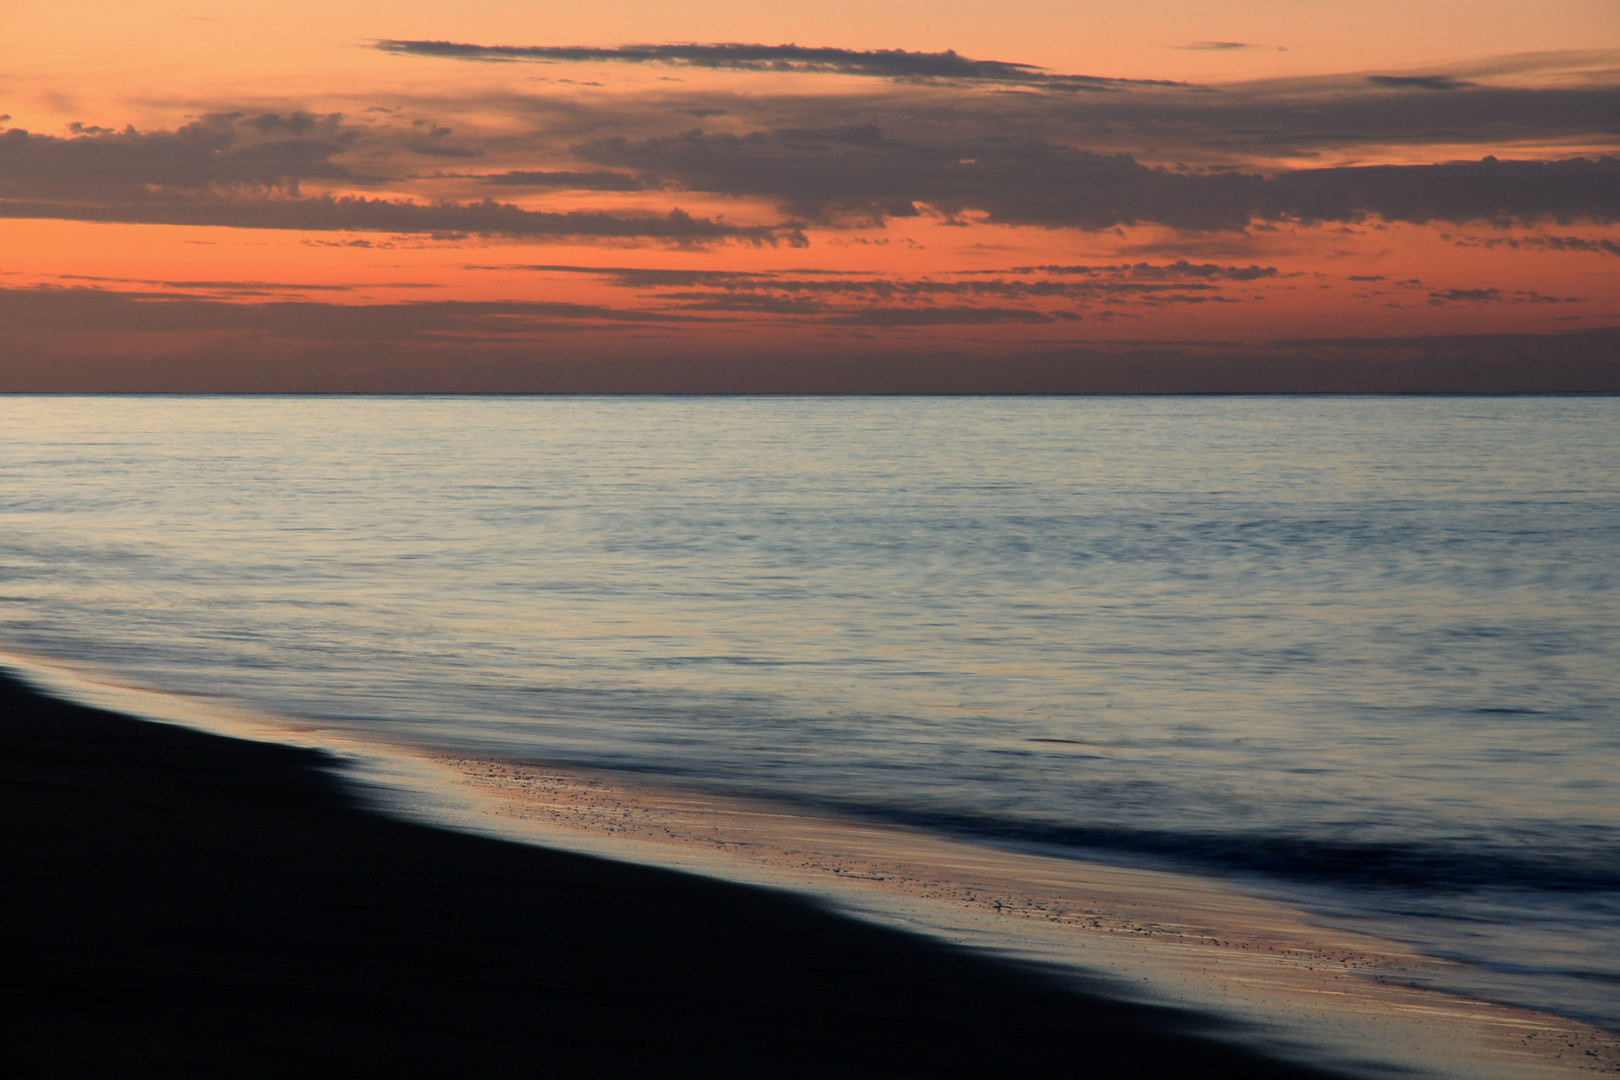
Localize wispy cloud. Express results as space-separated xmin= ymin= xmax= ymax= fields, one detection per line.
xmin=0 ymin=285 xmax=695 ymax=338
xmin=372 ymin=40 xmax=1186 ymax=91
xmin=999 ymin=262 xmax=1281 ymax=280
xmin=827 ymin=305 xmax=1080 ymax=325
xmin=7 ymin=287 xmax=1614 ymax=394
xmin=0 ymin=120 xmax=801 ymax=243
xmin=461 ymin=260 xmax=1280 ymax=325
xmin=473 ymin=170 xmax=647 ymax=191
xmin=52 ymin=273 xmax=439 ymax=295
xmin=1365 ymin=75 xmax=1478 ymax=91
xmin=578 ymin=125 xmax=1620 ymax=228
xmin=7 ymin=79 xmax=1618 ymax=241
xmin=0 ymin=115 xmax=356 ymax=197
xmin=1440 ymin=232 xmax=1620 ymax=255
xmin=1427 ymin=287 xmax=1582 ymax=305
xmin=0 ymin=194 xmax=804 ymax=243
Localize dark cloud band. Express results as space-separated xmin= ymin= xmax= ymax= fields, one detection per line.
xmin=0 ymin=120 xmax=353 ymax=196
xmin=0 ymin=194 xmax=804 ymax=244
xmin=1365 ymin=75 xmax=1477 ymax=91
xmin=578 ymin=125 xmax=1620 ymax=229
xmin=372 ymin=39 xmax=1182 ymax=91
xmin=7 ymin=114 xmax=1615 ymax=238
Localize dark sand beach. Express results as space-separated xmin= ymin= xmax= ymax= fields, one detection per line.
xmin=0 ymin=670 xmax=1349 ymax=1078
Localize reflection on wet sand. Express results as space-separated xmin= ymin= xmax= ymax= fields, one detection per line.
xmin=420 ymin=755 xmax=1620 ymax=1080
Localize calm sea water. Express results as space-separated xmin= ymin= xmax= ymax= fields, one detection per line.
xmin=2 ymin=396 xmax=1616 ymax=1028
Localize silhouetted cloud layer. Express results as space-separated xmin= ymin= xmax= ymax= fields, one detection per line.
xmin=580 ymin=127 xmax=1620 ymax=228
xmin=11 ymin=116 xmax=1612 ymax=236
xmin=1426 ymin=287 xmax=1582 ymax=306
xmin=826 ymin=306 xmax=1079 ymax=325
xmin=369 ymin=45 xmax=1620 ymax=162
xmin=476 ymin=170 xmax=647 ymax=191
xmin=1001 ymin=262 xmax=1281 ymax=280
xmin=1365 ymin=75 xmax=1478 ymax=91
xmin=0 ymin=117 xmax=354 ymax=197
xmin=473 ymin=261 xmax=1281 ymax=321
xmin=373 ymin=40 xmax=1180 ymax=91
xmin=6 ymin=45 xmax=1618 ymax=242
xmin=1271 ymin=157 xmax=1620 ymax=225
xmin=0 ymin=194 xmax=801 ymax=242
xmin=0 ymin=285 xmax=689 ymax=339
xmin=1442 ymin=232 xmax=1620 ymax=256
xmin=0 ymin=118 xmax=798 ymax=242
xmin=4 ymin=283 xmax=1614 ymax=395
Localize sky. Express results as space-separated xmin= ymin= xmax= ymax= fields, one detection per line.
xmin=2 ymin=1 xmax=1617 ymax=391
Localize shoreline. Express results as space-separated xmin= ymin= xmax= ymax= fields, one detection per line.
xmin=2 ymin=666 xmax=1351 ymax=1078
xmin=4 ymin=659 xmax=1618 ymax=1077
xmin=407 ymin=753 xmax=1620 ymax=1080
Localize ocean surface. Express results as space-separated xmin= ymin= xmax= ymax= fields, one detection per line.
xmin=2 ymin=395 xmax=1616 ymax=1030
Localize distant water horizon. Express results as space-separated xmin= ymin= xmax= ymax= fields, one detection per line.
xmin=2 ymin=394 xmax=1616 ymax=1031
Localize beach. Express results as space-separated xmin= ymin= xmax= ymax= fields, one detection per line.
xmin=1 ymin=669 xmax=1360 ymax=1078
xmin=404 ymin=754 xmax=1620 ymax=1079
xmin=6 ymin=667 xmax=1619 ymax=1077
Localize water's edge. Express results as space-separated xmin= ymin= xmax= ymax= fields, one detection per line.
xmin=9 ymin=650 xmax=1618 ymax=1080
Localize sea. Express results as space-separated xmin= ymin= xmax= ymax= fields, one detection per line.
xmin=1 ymin=394 xmax=1616 ymax=1032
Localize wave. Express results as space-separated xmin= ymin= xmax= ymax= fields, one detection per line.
xmin=834 ymin=805 xmax=1620 ymax=894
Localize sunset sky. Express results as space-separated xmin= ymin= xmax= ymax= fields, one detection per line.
xmin=3 ymin=1 xmax=1617 ymax=390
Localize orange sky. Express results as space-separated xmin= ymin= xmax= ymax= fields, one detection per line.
xmin=2 ymin=2 xmax=1617 ymax=390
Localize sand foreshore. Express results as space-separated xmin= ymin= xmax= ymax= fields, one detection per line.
xmin=3 ymin=665 xmax=1617 ymax=1078
xmin=400 ymin=756 xmax=1620 ymax=1080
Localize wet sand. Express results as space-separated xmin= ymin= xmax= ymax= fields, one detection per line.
xmin=0 ymin=669 xmax=1348 ymax=1078
xmin=7 ymin=662 xmax=1618 ymax=1078
xmin=406 ymin=755 xmax=1620 ymax=1080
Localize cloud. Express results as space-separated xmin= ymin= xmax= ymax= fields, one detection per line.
xmin=699 ymin=277 xmax=1223 ymax=300
xmin=965 ymin=76 xmax=1620 ymax=160
xmin=411 ymin=143 xmax=483 ymax=158
xmin=372 ymin=40 xmax=1184 ymax=91
xmin=0 ymin=118 xmax=806 ymax=243
xmin=459 ymin=261 xmax=1272 ymax=327
xmin=438 ymin=50 xmax=1619 ymax=165
xmin=6 ymin=310 xmax=1615 ymax=394
xmin=0 ymin=190 xmax=803 ymax=244
xmin=1430 ymin=287 xmax=1502 ymax=303
xmin=1427 ymin=287 xmax=1582 ymax=305
xmin=654 ymin=293 xmax=832 ymax=316
xmin=0 ymin=284 xmax=693 ymax=339
xmin=826 ymin=305 xmax=1080 ymax=326
xmin=578 ymin=124 xmax=1620 ymax=228
xmin=1441 ymin=232 xmax=1620 ymax=256
xmin=54 ymin=274 xmax=388 ymax=294
xmin=21 ymin=83 xmax=1619 ymax=235
xmin=481 ymin=264 xmax=780 ymax=287
xmin=1182 ymin=42 xmax=1255 ymax=51
xmin=480 ymin=260 xmax=1271 ymax=298
xmin=1365 ymin=75 xmax=1478 ymax=91
xmin=1001 ymin=261 xmax=1280 ymax=280
xmin=8 ymin=107 xmax=1619 ymax=238
xmin=576 ymin=127 xmax=1253 ymax=227
xmin=51 ymin=273 xmax=443 ymax=295
xmin=0 ymin=115 xmax=355 ymax=197
xmin=475 ymin=170 xmax=647 ymax=191
xmin=1272 ymin=156 xmax=1620 ymax=227
xmin=7 ymin=47 xmax=1617 ymax=251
